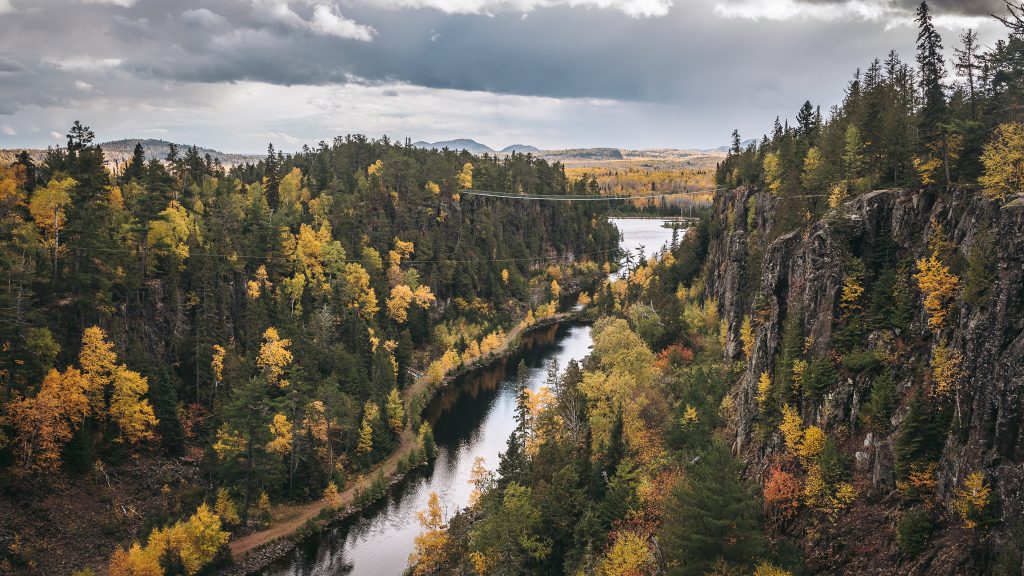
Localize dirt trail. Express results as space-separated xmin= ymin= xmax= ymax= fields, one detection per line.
xmin=228 ymin=313 xmax=569 ymax=560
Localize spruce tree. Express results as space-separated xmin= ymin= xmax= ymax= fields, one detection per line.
xmin=916 ymin=2 xmax=947 ymax=145
xmin=660 ymin=442 xmax=766 ymax=576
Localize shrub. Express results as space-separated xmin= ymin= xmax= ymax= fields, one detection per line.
xmin=953 ymin=471 xmax=993 ymax=530
xmin=803 ymin=357 xmax=836 ymax=397
xmin=763 ymin=465 xmax=801 ymax=519
xmin=842 ymin=348 xmax=881 ymax=374
xmin=862 ymin=369 xmax=896 ymax=432
xmin=896 ymin=508 xmax=934 ymax=557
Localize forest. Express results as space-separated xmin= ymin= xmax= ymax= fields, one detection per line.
xmin=0 ymin=127 xmax=619 ymax=574
xmin=402 ymin=2 xmax=1024 ymax=575
xmin=3 ymin=0 xmax=1024 ymax=574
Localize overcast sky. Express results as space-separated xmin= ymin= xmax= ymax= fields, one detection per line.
xmin=0 ymin=0 xmax=1012 ymax=152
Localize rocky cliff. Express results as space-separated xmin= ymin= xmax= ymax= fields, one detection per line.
xmin=707 ymin=186 xmax=1024 ymax=574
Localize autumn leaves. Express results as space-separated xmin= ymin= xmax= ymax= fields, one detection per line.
xmin=8 ymin=326 xmax=157 ymax=474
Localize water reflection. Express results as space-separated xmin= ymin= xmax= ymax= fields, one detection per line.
xmin=262 ymin=322 xmax=592 ymax=576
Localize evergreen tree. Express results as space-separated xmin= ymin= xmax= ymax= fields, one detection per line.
xmin=121 ymin=142 xmax=147 ymax=184
xmin=660 ymin=442 xmax=766 ymax=576
xmin=895 ymin=387 xmax=946 ymax=476
xmin=797 ymin=100 xmax=817 ymax=139
xmin=915 ymin=2 xmax=948 ymax=148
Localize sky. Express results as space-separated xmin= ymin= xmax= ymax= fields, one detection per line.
xmin=0 ymin=0 xmax=1012 ymax=153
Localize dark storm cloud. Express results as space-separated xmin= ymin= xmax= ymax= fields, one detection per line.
xmin=0 ymin=56 xmax=28 ymax=73
xmin=0 ymin=0 xmax=1012 ymax=149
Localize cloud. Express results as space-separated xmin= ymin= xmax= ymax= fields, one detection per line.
xmin=0 ymin=0 xmax=14 ymax=14
xmin=181 ymin=8 xmax=229 ymax=29
xmin=364 ymin=0 xmax=674 ymax=17
xmin=0 ymin=57 xmax=28 ymax=73
xmin=241 ymin=0 xmax=376 ymax=39
xmin=75 ymin=80 xmax=95 ymax=91
xmin=309 ymin=4 xmax=377 ymax=39
xmin=112 ymin=14 xmax=151 ymax=41
xmin=714 ymin=0 xmax=1006 ymax=24
xmin=42 ymin=56 xmax=123 ymax=72
xmin=0 ymin=0 xmax=1013 ymax=151
xmin=80 ymin=0 xmax=137 ymax=6
xmin=1 ymin=125 xmax=16 ymax=136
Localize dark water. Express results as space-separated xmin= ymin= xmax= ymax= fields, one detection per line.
xmin=261 ymin=322 xmax=594 ymax=576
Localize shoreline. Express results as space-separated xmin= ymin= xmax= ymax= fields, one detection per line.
xmin=222 ymin=310 xmax=586 ymax=575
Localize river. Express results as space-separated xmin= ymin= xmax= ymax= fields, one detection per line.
xmin=260 ymin=218 xmax=674 ymax=576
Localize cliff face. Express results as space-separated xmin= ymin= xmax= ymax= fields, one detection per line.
xmin=706 ymin=186 xmax=1024 ymax=574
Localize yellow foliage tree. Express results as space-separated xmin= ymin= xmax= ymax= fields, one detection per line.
xmin=108 ymin=542 xmax=162 ymax=576
xmin=763 ymin=151 xmax=783 ymax=194
xmin=501 ymin=268 xmax=509 ymax=284
xmin=324 ymin=481 xmax=343 ymax=508
xmin=550 ymin=279 xmax=561 ymax=300
xmin=257 ymin=327 xmax=293 ymax=387
xmin=914 ymin=254 xmax=959 ymax=332
xmin=147 ymin=200 xmax=194 ymax=261
xmin=458 ymin=163 xmax=474 ymax=189
xmin=79 ymin=325 xmax=118 ymax=410
xmin=798 ymin=426 xmax=826 ymax=464
xmin=28 ymin=176 xmax=75 ymax=261
xmin=801 ymin=146 xmax=825 ymax=192
xmin=214 ymin=488 xmax=240 ymax=525
xmin=386 ymin=387 xmax=405 ymax=433
xmin=211 ymin=344 xmax=226 ymax=385
xmin=577 ymin=292 xmax=592 ymax=307
xmin=779 ymin=404 xmax=803 ymax=456
xmin=930 ymin=342 xmax=964 ymax=397
xmin=0 ymin=162 xmax=26 ymax=208
xmin=953 ymin=471 xmax=991 ymax=529
xmin=756 ymin=371 xmax=772 ymax=407
xmin=462 ymin=340 xmax=481 ymax=364
xmin=980 ymin=122 xmax=1024 ymax=201
xmin=413 ymin=285 xmax=435 ymax=308
xmin=8 ymin=367 xmax=89 ymax=474
xmin=479 ymin=331 xmax=503 ymax=357
xmin=115 ymin=503 xmax=228 ymax=576
xmin=109 ymin=366 xmax=158 ymax=443
xmin=408 ymin=491 xmax=448 ymax=576
xmin=357 ymin=401 xmax=380 ymax=455
xmin=266 ymin=413 xmax=293 ymax=455
xmin=839 ymin=270 xmax=864 ymax=315
xmin=680 ymin=405 xmax=699 ymax=427
xmin=256 ymin=492 xmax=272 ymax=523
xmin=342 ymin=263 xmax=379 ymax=320
xmin=387 ymin=284 xmax=415 ymax=323
xmin=740 ymin=317 xmax=754 ymax=357
xmin=598 ymin=531 xmax=653 ymax=576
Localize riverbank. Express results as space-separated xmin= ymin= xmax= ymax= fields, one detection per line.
xmin=223 ymin=310 xmax=583 ymax=575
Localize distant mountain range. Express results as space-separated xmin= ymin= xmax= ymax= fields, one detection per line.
xmin=0 ymin=139 xmax=262 ymax=169
xmin=2 ymin=136 xmax=731 ymax=171
xmin=99 ymin=139 xmax=262 ymax=167
xmin=712 ymin=138 xmax=758 ymax=153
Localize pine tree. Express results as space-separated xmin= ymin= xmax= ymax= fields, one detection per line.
xmin=660 ymin=442 xmax=766 ymax=576
xmin=895 ymin=387 xmax=946 ymax=477
xmin=122 ymin=142 xmax=147 ymax=183
xmin=796 ymin=100 xmax=817 ymax=139
xmin=916 ymin=2 xmax=948 ymax=153
xmin=265 ymin=143 xmax=280 ymax=209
